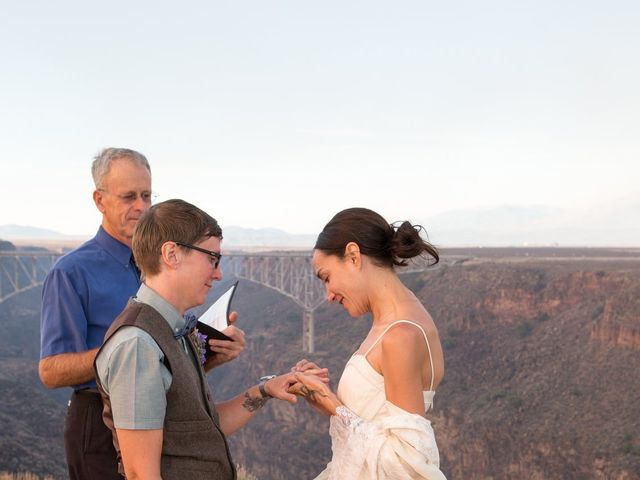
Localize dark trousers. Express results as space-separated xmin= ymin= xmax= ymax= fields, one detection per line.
xmin=64 ymin=390 xmax=121 ymax=480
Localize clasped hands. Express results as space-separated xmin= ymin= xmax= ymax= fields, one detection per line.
xmin=288 ymin=359 xmax=343 ymax=416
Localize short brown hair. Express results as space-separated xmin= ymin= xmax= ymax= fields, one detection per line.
xmin=133 ymin=199 xmax=222 ymax=278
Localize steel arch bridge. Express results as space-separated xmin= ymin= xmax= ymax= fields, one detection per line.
xmin=0 ymin=251 xmax=63 ymax=304
xmin=223 ymin=253 xmax=326 ymax=352
xmin=0 ymin=251 xmax=436 ymax=352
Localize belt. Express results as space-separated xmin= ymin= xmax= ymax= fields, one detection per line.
xmin=73 ymin=387 xmax=100 ymax=395
xmin=68 ymin=388 xmax=101 ymax=407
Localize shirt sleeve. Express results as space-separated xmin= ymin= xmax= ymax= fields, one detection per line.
xmin=326 ymin=402 xmax=446 ymax=480
xmin=97 ymin=327 xmax=172 ymax=430
xmin=40 ymin=267 xmax=89 ymax=358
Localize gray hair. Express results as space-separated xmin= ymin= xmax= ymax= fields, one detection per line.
xmin=91 ymin=148 xmax=151 ymax=188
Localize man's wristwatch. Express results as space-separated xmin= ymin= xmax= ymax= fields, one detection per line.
xmin=258 ymin=375 xmax=277 ymax=399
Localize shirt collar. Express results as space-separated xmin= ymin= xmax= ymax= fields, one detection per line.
xmin=94 ymin=226 xmax=133 ymax=267
xmin=134 ymin=283 xmax=187 ymax=335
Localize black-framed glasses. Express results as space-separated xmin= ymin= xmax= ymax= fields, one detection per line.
xmin=175 ymin=241 xmax=222 ymax=269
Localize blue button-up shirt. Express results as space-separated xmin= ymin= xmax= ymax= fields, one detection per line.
xmin=40 ymin=226 xmax=141 ymax=389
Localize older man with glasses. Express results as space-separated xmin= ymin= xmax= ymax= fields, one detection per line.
xmin=39 ymin=148 xmax=245 ymax=480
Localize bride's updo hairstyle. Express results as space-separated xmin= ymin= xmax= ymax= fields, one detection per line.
xmin=314 ymin=207 xmax=439 ymax=268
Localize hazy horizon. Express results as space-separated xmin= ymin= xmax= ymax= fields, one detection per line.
xmin=2 ymin=200 xmax=639 ymax=248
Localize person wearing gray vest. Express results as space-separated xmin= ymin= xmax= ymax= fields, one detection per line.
xmin=94 ymin=199 xmax=312 ymax=480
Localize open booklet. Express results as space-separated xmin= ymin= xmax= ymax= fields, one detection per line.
xmin=195 ymin=281 xmax=237 ymax=360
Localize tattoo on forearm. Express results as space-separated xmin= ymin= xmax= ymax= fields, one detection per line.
xmin=242 ymin=391 xmax=268 ymax=412
xmin=299 ymin=385 xmax=328 ymax=402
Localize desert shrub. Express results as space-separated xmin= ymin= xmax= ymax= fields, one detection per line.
xmin=404 ymin=275 xmax=426 ymax=293
xmin=592 ymin=304 xmax=604 ymax=319
xmin=536 ymin=312 xmax=550 ymax=322
xmin=516 ymin=321 xmax=533 ymax=338
xmin=622 ymin=434 xmax=640 ymax=457
xmin=485 ymin=390 xmax=523 ymax=409
xmin=447 ymin=326 xmax=462 ymax=337
xmin=442 ymin=338 xmax=457 ymax=349
xmin=623 ymin=443 xmax=640 ymax=456
xmin=532 ymin=271 xmax=547 ymax=293
xmin=492 ymin=390 xmax=507 ymax=400
xmin=473 ymin=393 xmax=491 ymax=409
xmin=507 ymin=393 xmax=523 ymax=409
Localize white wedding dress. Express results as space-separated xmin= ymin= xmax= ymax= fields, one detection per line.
xmin=314 ymin=320 xmax=447 ymax=480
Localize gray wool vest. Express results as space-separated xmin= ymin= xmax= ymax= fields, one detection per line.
xmin=95 ymin=300 xmax=236 ymax=479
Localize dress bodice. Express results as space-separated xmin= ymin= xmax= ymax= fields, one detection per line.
xmin=337 ymin=354 xmax=435 ymax=421
xmin=337 ymin=319 xmax=437 ymax=419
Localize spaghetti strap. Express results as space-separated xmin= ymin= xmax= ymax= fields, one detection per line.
xmin=363 ymin=320 xmax=436 ymax=391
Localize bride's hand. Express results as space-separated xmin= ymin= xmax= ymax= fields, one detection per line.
xmin=291 ymin=359 xmax=330 ymax=384
xmin=288 ymin=372 xmax=342 ymax=416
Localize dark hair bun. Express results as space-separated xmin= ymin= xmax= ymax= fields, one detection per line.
xmin=315 ymin=207 xmax=439 ymax=268
xmin=390 ymin=221 xmax=439 ymax=266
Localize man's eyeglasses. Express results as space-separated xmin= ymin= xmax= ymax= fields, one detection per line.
xmin=175 ymin=241 xmax=222 ymax=269
xmin=98 ymin=189 xmax=158 ymax=204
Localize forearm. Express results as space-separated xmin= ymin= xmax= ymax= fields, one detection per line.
xmin=216 ymin=385 xmax=266 ymax=436
xmin=38 ymin=348 xmax=99 ymax=388
xmin=117 ymin=428 xmax=163 ymax=480
xmin=216 ymin=373 xmax=298 ymax=435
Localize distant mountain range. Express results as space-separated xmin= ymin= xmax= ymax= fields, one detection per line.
xmin=2 ymin=200 xmax=639 ymax=247
xmin=419 ymin=201 xmax=640 ymax=247
xmin=222 ymin=226 xmax=316 ymax=248
xmin=0 ymin=225 xmax=70 ymax=240
xmin=0 ymin=224 xmax=318 ymax=249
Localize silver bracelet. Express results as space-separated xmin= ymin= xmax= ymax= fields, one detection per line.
xmin=258 ymin=374 xmax=277 ymax=398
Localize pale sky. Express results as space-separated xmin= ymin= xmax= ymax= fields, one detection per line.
xmin=1 ymin=1 xmax=639 ymax=237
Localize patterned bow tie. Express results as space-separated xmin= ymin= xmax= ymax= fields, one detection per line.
xmin=174 ymin=313 xmax=198 ymax=339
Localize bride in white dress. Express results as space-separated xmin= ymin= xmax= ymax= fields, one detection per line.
xmin=292 ymin=208 xmax=447 ymax=480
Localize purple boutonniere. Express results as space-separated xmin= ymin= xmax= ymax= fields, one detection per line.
xmin=190 ymin=328 xmax=208 ymax=365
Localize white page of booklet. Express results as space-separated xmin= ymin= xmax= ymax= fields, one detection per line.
xmin=198 ymin=282 xmax=237 ymax=332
